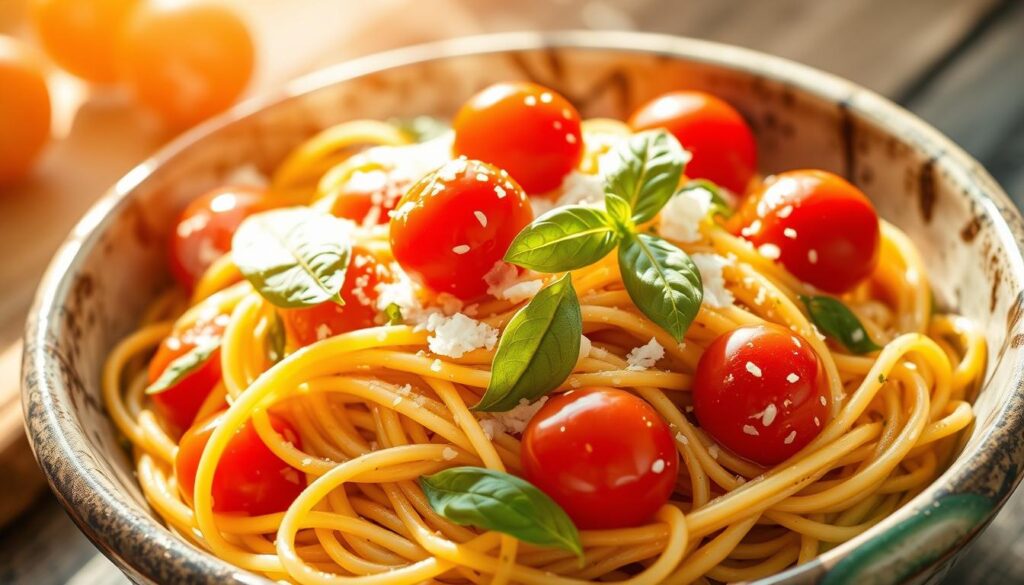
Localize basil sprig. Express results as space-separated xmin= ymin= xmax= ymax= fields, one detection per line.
xmin=476 ymin=275 xmax=581 ymax=412
xmin=233 ymin=208 xmax=352 ymax=308
xmin=420 ymin=466 xmax=582 ymax=557
xmin=503 ymin=129 xmax=703 ymax=341
xmin=147 ymin=337 xmax=221 ymax=395
xmin=800 ymin=295 xmax=882 ymax=354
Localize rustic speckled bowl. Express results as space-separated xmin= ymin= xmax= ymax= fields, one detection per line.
xmin=22 ymin=32 xmax=1024 ymax=584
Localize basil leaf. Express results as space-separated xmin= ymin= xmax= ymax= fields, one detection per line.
xmin=390 ymin=115 xmax=449 ymax=143
xmin=679 ymin=179 xmax=733 ymax=219
xmin=233 ymin=208 xmax=352 ymax=308
xmin=265 ymin=312 xmax=286 ymax=364
xmin=604 ymin=130 xmax=685 ymax=224
xmin=147 ymin=337 xmax=221 ymax=395
xmin=619 ymin=232 xmax=703 ymax=342
xmin=504 ymin=206 xmax=619 ymax=273
xmin=800 ymin=295 xmax=882 ymax=354
xmin=476 ymin=274 xmax=581 ymax=412
xmin=604 ymin=193 xmax=634 ymax=232
xmin=420 ymin=466 xmax=582 ymax=557
xmin=384 ymin=302 xmax=403 ymax=325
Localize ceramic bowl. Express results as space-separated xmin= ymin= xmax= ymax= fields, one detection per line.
xmin=22 ymin=31 xmax=1024 ymax=584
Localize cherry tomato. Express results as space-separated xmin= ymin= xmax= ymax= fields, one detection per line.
xmin=282 ymin=246 xmax=392 ymax=346
xmin=328 ymin=169 xmax=410 ymax=226
xmin=175 ymin=412 xmax=304 ymax=515
xmin=119 ymin=2 xmax=254 ymax=128
xmin=170 ymin=185 xmax=266 ymax=290
xmin=731 ymin=170 xmax=880 ymax=294
xmin=148 ymin=314 xmax=228 ymax=434
xmin=454 ymin=82 xmax=583 ymax=194
xmin=29 ymin=0 xmax=138 ymax=83
xmin=390 ymin=159 xmax=532 ymax=299
xmin=0 ymin=36 xmax=50 ymax=185
xmin=693 ymin=324 xmax=828 ymax=467
xmin=629 ymin=90 xmax=757 ymax=195
xmin=521 ymin=388 xmax=678 ymax=529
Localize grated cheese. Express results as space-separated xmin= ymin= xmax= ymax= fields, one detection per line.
xmin=482 ymin=397 xmax=549 ymax=436
xmin=626 ymin=338 xmax=665 ymax=371
xmin=484 ymin=261 xmax=544 ymax=302
xmin=577 ymin=335 xmax=592 ymax=365
xmin=423 ymin=313 xmax=498 ymax=359
xmin=691 ymin=253 xmax=735 ymax=308
xmin=659 ymin=187 xmax=711 ymax=243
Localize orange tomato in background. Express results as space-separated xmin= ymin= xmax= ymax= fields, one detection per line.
xmin=0 ymin=36 xmax=51 ymax=186
xmin=118 ymin=1 xmax=255 ymax=129
xmin=29 ymin=0 xmax=140 ymax=83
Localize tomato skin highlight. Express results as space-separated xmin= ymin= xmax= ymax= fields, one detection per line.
xmin=175 ymin=412 xmax=305 ymax=516
xmin=0 ymin=36 xmax=51 ymax=185
xmin=169 ymin=185 xmax=266 ymax=290
xmin=148 ymin=314 xmax=228 ymax=434
xmin=521 ymin=388 xmax=678 ymax=529
xmin=454 ymin=82 xmax=583 ymax=194
xmin=693 ymin=324 xmax=829 ymax=467
xmin=389 ymin=159 xmax=532 ymax=300
xmin=732 ymin=169 xmax=880 ymax=294
xmin=628 ymin=90 xmax=757 ymax=195
xmin=281 ymin=246 xmax=392 ymax=346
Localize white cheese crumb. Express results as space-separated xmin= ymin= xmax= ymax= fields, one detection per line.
xmin=783 ymin=431 xmax=797 ymax=445
xmin=392 ymin=396 xmax=403 ymax=407
xmin=762 ymin=403 xmax=778 ymax=426
xmin=577 ymin=335 xmax=592 ymax=365
xmin=442 ymin=447 xmax=458 ymax=460
xmin=758 ymin=243 xmax=782 ymax=260
xmin=501 ymin=280 xmax=543 ymax=302
xmin=555 ymin=171 xmax=606 ymax=206
xmin=740 ymin=219 xmax=762 ymax=237
xmin=473 ymin=210 xmax=488 ymax=227
xmin=480 ymin=419 xmax=499 ymax=439
xmin=778 ymin=205 xmax=794 ymax=218
xmin=819 ymin=396 xmax=827 ymax=406
xmin=483 ymin=262 xmax=544 ymax=303
xmin=651 ymin=459 xmax=666 ymax=474
xmin=787 ymin=373 xmax=800 ymax=383
xmin=483 ymin=397 xmax=549 ymax=435
xmin=708 ymin=445 xmax=720 ymax=459
xmin=659 ymin=186 xmax=711 ymax=243
xmin=315 ymin=324 xmax=332 ymax=341
xmin=745 ymin=361 xmax=763 ymax=378
xmin=851 ymin=328 xmax=865 ymax=343
xmin=626 ymin=338 xmax=665 ymax=371
xmin=691 ymin=253 xmax=735 ymax=308
xmin=424 ymin=313 xmax=498 ymax=358
xmin=675 ymin=432 xmax=689 ymax=445
xmin=783 ymin=227 xmax=798 ymax=239
xmin=814 ymin=417 xmax=821 ymax=427
xmin=430 ymin=359 xmax=443 ymax=372
xmin=742 ymin=424 xmax=760 ymax=436
xmin=452 ymin=245 xmax=471 ymax=255
xmin=808 ymin=249 xmax=819 ymax=264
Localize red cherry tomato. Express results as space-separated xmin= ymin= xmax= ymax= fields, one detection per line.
xmin=731 ymin=170 xmax=880 ymax=294
xmin=629 ymin=90 xmax=757 ymax=194
xmin=389 ymin=159 xmax=532 ymax=299
xmin=693 ymin=324 xmax=829 ymax=467
xmin=454 ymin=82 xmax=583 ymax=194
xmin=175 ymin=412 xmax=305 ymax=516
xmin=148 ymin=314 xmax=228 ymax=434
xmin=281 ymin=246 xmax=392 ymax=346
xmin=328 ymin=169 xmax=410 ymax=226
xmin=170 ymin=185 xmax=266 ymax=290
xmin=521 ymin=388 xmax=678 ymax=529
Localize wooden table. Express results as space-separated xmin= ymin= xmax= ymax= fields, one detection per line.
xmin=2 ymin=0 xmax=1022 ymax=582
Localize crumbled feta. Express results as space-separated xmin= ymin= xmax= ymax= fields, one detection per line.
xmin=787 ymin=373 xmax=800 ymax=383
xmin=452 ymin=245 xmax=470 ymax=255
xmin=430 ymin=359 xmax=443 ymax=372
xmin=626 ymin=338 xmax=665 ymax=371
xmin=442 ymin=447 xmax=458 ymax=460
xmin=783 ymin=431 xmax=797 ymax=445
xmin=423 ymin=313 xmax=498 ymax=358
xmin=577 ymin=335 xmax=592 ymax=365
xmin=482 ymin=397 xmax=549 ymax=435
xmin=473 ymin=210 xmax=488 ymax=227
xmin=554 ymin=171 xmax=606 ymax=206
xmin=651 ymin=459 xmax=666 ymax=474
xmin=746 ymin=361 xmax=763 ymax=377
xmin=659 ymin=186 xmax=711 ymax=243
xmin=675 ymin=432 xmax=689 ymax=445
xmin=501 ymin=280 xmax=543 ymax=302
xmin=484 ymin=261 xmax=544 ymax=302
xmin=742 ymin=424 xmax=760 ymax=436
xmin=758 ymin=243 xmax=781 ymax=260
xmin=691 ymin=253 xmax=734 ymax=308
xmin=762 ymin=404 xmax=777 ymax=426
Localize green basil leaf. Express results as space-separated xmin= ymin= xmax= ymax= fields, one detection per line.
xmin=504 ymin=206 xmax=619 ymax=273
xmin=420 ymin=466 xmax=582 ymax=557
xmin=147 ymin=337 xmax=221 ymax=395
xmin=476 ymin=274 xmax=581 ymax=412
xmin=604 ymin=192 xmax=634 ymax=233
xmin=604 ymin=130 xmax=685 ymax=224
xmin=679 ymin=179 xmax=733 ymax=219
xmin=390 ymin=115 xmax=450 ymax=143
xmin=619 ymin=232 xmax=703 ymax=342
xmin=233 ymin=208 xmax=352 ymax=308
xmin=384 ymin=302 xmax=403 ymax=325
xmin=800 ymin=295 xmax=882 ymax=354
xmin=265 ymin=312 xmax=286 ymax=364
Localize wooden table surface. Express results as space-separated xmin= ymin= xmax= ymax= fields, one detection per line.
xmin=1 ymin=0 xmax=1023 ymax=582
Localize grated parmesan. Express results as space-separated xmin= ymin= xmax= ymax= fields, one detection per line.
xmin=626 ymin=338 xmax=665 ymax=371
xmin=423 ymin=313 xmax=498 ymax=358
xmin=691 ymin=253 xmax=735 ymax=308
xmin=577 ymin=335 xmax=592 ymax=365
xmin=659 ymin=187 xmax=711 ymax=243
xmin=481 ymin=397 xmax=549 ymax=436
xmin=483 ymin=261 xmax=544 ymax=302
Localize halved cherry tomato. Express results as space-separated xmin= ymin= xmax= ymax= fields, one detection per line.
xmin=731 ymin=169 xmax=880 ymax=294
xmin=328 ymin=169 xmax=410 ymax=226
xmin=148 ymin=314 xmax=228 ymax=434
xmin=629 ymin=90 xmax=757 ymax=194
xmin=169 ymin=185 xmax=266 ymax=290
xmin=693 ymin=324 xmax=828 ymax=467
xmin=281 ymin=246 xmax=392 ymax=346
xmin=454 ymin=82 xmax=583 ymax=194
xmin=0 ymin=36 xmax=50 ymax=185
xmin=521 ymin=388 xmax=678 ymax=529
xmin=118 ymin=1 xmax=254 ymax=128
xmin=389 ymin=159 xmax=532 ymax=299
xmin=175 ymin=412 xmax=304 ymax=515
xmin=30 ymin=0 xmax=138 ymax=83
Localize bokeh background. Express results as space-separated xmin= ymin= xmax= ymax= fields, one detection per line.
xmin=0 ymin=0 xmax=1022 ymax=582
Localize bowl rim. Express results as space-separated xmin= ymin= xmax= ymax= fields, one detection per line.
xmin=22 ymin=30 xmax=1024 ymax=584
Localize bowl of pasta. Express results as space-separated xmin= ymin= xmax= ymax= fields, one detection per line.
xmin=22 ymin=31 xmax=1024 ymax=585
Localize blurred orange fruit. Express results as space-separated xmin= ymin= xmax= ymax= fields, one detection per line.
xmin=119 ymin=2 xmax=254 ymax=129
xmin=0 ymin=36 xmax=51 ymax=186
xmin=30 ymin=0 xmax=140 ymax=83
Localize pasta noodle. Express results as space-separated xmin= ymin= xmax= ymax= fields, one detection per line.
xmin=103 ymin=101 xmax=985 ymax=584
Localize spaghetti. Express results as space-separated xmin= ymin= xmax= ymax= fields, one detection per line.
xmin=103 ymin=83 xmax=985 ymax=584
